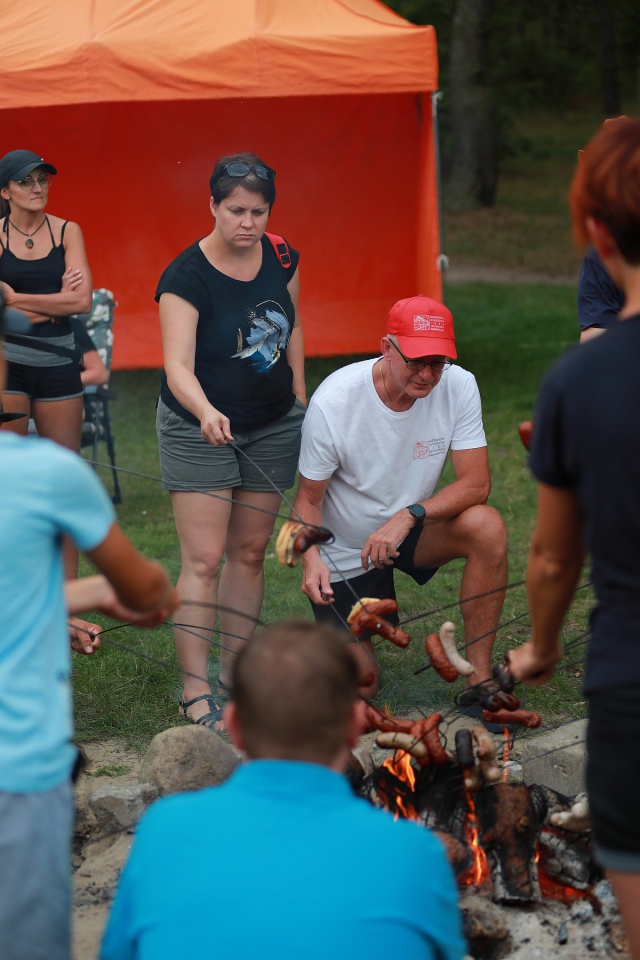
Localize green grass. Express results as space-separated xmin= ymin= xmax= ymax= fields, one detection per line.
xmin=73 ymin=281 xmax=592 ymax=746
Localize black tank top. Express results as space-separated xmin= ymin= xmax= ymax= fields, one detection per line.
xmin=0 ymin=217 xmax=70 ymax=339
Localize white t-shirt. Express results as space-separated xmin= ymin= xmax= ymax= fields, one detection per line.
xmin=299 ymin=358 xmax=487 ymax=581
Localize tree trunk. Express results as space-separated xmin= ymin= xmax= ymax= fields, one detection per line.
xmin=596 ymin=0 xmax=621 ymax=116
xmin=446 ymin=0 xmax=496 ymax=210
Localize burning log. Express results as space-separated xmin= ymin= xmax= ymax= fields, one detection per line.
xmin=475 ymin=783 xmax=545 ymax=903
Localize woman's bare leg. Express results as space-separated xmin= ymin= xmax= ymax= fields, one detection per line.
xmin=170 ymin=490 xmax=232 ymax=727
xmin=0 ymin=392 xmax=30 ymax=435
xmin=217 ymin=489 xmax=282 ymax=689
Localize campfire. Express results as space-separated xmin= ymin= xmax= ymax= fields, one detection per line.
xmin=359 ymin=731 xmax=598 ymax=907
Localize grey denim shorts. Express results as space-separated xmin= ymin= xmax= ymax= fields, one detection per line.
xmin=156 ymin=397 xmax=305 ymax=492
xmin=0 ymin=780 xmax=73 ymax=960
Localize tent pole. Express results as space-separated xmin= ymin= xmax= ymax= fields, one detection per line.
xmin=432 ymin=91 xmax=449 ymax=305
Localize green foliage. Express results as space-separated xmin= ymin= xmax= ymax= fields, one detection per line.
xmin=383 ymin=0 xmax=640 ymax=111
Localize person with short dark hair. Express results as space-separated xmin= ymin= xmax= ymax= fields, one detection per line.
xmin=0 ymin=297 xmax=179 ymax=960
xmin=293 ymin=296 xmax=507 ymax=699
xmin=509 ymin=116 xmax=640 ymax=959
xmin=100 ymin=620 xmax=465 ymax=960
xmin=156 ymin=152 xmax=306 ymax=732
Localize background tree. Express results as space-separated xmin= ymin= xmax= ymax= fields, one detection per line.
xmin=446 ymin=0 xmax=496 ymax=210
xmin=383 ymin=0 xmax=640 ymax=207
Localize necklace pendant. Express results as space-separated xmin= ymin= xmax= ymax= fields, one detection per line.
xmin=25 ymin=238 xmax=34 ymax=249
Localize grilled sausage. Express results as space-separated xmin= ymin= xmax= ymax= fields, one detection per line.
xmin=439 ymin=621 xmax=475 ymax=677
xmin=455 ymin=728 xmax=475 ymax=769
xmin=376 ymin=731 xmax=429 ymax=761
xmin=482 ymin=708 xmax=541 ymax=729
xmin=348 ymin=599 xmax=411 ymax=647
xmin=425 ymin=633 xmax=458 ymax=682
xmin=472 ymin=725 xmax=501 ymax=783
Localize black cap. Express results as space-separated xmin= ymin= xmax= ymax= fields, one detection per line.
xmin=0 ymin=149 xmax=57 ymax=188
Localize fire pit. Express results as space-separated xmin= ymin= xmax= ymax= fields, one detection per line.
xmin=349 ymin=731 xmax=629 ymax=958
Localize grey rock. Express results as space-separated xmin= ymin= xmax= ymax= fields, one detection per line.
xmin=518 ymin=720 xmax=587 ymax=796
xmin=88 ymin=782 xmax=159 ymax=833
xmin=139 ymin=724 xmax=240 ymax=796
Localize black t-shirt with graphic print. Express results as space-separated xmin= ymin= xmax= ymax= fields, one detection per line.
xmin=156 ymin=234 xmax=299 ymax=432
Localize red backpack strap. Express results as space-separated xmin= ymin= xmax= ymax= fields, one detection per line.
xmin=266 ymin=232 xmax=292 ymax=270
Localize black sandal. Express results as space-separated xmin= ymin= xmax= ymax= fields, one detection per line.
xmin=179 ymin=694 xmax=224 ymax=729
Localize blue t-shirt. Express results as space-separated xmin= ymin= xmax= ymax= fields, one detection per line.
xmin=529 ymin=316 xmax=640 ymax=693
xmin=0 ymin=434 xmax=115 ymax=792
xmin=577 ymin=247 xmax=624 ymax=332
xmin=101 ymin=760 xmax=466 ymax=960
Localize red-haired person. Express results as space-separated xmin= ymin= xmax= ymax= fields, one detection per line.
xmin=509 ymin=117 xmax=640 ymax=957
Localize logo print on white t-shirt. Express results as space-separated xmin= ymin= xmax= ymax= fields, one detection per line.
xmin=413 ymin=438 xmax=446 ymax=459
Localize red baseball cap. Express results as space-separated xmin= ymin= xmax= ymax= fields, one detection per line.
xmin=387 ymin=295 xmax=457 ymax=360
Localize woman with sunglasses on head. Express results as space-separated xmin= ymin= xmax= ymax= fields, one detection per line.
xmin=156 ymin=152 xmax=305 ymax=731
xmin=508 ymin=117 xmax=640 ymax=958
xmin=0 ymin=148 xmax=100 ymax=649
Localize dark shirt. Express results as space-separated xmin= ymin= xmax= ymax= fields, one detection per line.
xmin=0 ymin=219 xmax=71 ymax=339
xmin=577 ymin=246 xmax=624 ymax=333
xmin=156 ymin=235 xmax=299 ymax=432
xmin=530 ymin=315 xmax=640 ymax=692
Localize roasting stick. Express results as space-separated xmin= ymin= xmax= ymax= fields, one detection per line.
xmin=78 ymin=453 xmax=586 ymax=747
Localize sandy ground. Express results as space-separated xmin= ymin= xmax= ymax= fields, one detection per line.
xmin=73 ymin=740 xmax=144 ymax=960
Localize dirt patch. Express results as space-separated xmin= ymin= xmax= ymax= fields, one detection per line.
xmin=73 ymin=740 xmax=143 ymax=960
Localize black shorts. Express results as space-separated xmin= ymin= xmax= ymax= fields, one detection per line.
xmin=5 ymin=360 xmax=83 ymax=402
xmin=587 ymin=681 xmax=640 ymax=871
xmin=311 ymin=525 xmax=439 ymax=634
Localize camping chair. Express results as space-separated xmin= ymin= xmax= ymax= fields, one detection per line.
xmin=76 ymin=289 xmax=122 ymax=504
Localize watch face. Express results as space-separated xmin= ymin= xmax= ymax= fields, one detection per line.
xmin=409 ymin=504 xmax=426 ymax=521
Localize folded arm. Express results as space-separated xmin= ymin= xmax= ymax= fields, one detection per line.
xmin=1 ymin=222 xmax=93 ymax=317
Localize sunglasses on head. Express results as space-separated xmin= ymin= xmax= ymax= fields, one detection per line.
xmin=217 ymin=162 xmax=276 ymax=183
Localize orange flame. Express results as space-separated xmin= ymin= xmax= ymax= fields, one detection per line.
xmin=379 ymin=751 xmax=421 ymax=822
xmin=458 ymin=789 xmax=490 ymax=886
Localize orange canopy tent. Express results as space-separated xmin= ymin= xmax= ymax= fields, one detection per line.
xmin=0 ymin=0 xmax=440 ymax=368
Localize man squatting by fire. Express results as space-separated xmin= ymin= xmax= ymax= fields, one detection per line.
xmin=292 ymin=295 xmax=508 ymax=699
xmin=101 ymin=620 xmax=466 ymax=960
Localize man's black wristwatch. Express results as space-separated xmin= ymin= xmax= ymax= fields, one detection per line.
xmin=407 ymin=503 xmax=426 ymax=527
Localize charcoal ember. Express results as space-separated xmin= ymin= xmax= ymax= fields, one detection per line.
xmin=539 ymin=829 xmax=592 ymax=890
